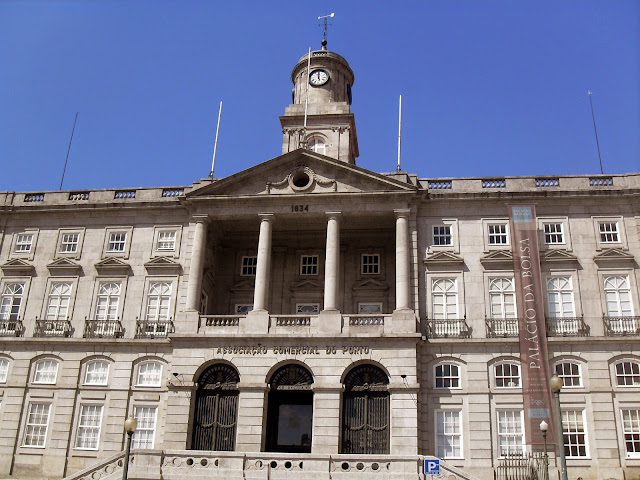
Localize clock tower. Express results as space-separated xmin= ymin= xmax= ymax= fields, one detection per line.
xmin=280 ymin=40 xmax=359 ymax=164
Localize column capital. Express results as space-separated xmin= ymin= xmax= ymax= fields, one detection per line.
xmin=394 ymin=209 xmax=411 ymax=219
xmin=191 ymin=214 xmax=211 ymax=224
xmin=258 ymin=213 xmax=275 ymax=221
xmin=325 ymin=211 xmax=342 ymax=220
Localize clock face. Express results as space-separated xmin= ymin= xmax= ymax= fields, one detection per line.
xmin=309 ymin=69 xmax=329 ymax=86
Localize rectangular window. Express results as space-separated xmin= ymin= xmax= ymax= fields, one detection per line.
xmin=132 ymin=406 xmax=157 ymax=449
xmin=300 ymin=255 xmax=318 ymax=275
xmin=616 ymin=362 xmax=640 ymax=387
xmin=495 ymin=363 xmax=520 ymax=388
xmin=599 ymin=222 xmax=620 ymax=243
xmin=137 ymin=362 xmax=163 ymax=387
xmin=15 ymin=234 xmax=34 ymax=253
xmin=296 ymin=303 xmax=320 ymax=314
xmin=562 ymin=410 xmax=588 ymax=457
xmin=488 ymin=224 xmax=508 ymax=245
xmin=23 ymin=403 xmax=51 ymax=447
xmin=59 ymin=233 xmax=80 ymax=253
xmin=543 ymin=223 xmax=564 ymax=244
xmin=75 ymin=405 xmax=103 ymax=450
xmin=156 ymin=231 xmax=177 ymax=251
xmin=358 ymin=303 xmax=382 ymax=314
xmin=546 ymin=277 xmax=575 ymax=318
xmin=241 ymin=256 xmax=257 ymax=276
xmin=1 ymin=282 xmax=25 ymax=320
xmin=0 ymin=359 xmax=9 ymax=383
xmin=555 ymin=362 xmax=582 ymax=388
xmin=46 ymin=282 xmax=73 ymax=320
xmin=435 ymin=364 xmax=460 ymax=389
xmin=497 ymin=410 xmax=525 ymax=456
xmin=85 ymin=361 xmax=109 ymax=386
xmin=432 ymin=225 xmax=452 ymax=246
xmin=34 ymin=360 xmax=58 ymax=384
xmin=435 ymin=410 xmax=462 ymax=458
xmin=621 ymin=409 xmax=640 ymax=458
xmin=361 ymin=254 xmax=380 ymax=275
xmin=107 ymin=232 xmax=127 ymax=252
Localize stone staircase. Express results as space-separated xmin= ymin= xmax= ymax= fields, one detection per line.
xmin=60 ymin=450 xmax=483 ymax=480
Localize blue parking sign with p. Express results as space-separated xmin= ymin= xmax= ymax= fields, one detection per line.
xmin=425 ymin=458 xmax=440 ymax=474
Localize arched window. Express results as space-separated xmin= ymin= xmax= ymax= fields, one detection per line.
xmin=308 ymin=136 xmax=326 ymax=155
xmin=266 ymin=364 xmax=314 ymax=453
xmin=191 ymin=364 xmax=239 ymax=451
xmin=494 ymin=362 xmax=520 ymax=388
xmin=341 ymin=364 xmax=389 ymax=454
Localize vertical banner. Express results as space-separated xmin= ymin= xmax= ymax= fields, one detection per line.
xmin=509 ymin=205 xmax=555 ymax=447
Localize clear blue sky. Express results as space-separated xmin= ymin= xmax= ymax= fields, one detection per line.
xmin=1 ymin=1 xmax=638 ymax=192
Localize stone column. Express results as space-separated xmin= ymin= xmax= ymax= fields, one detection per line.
xmin=323 ymin=212 xmax=341 ymax=311
xmin=185 ymin=215 xmax=209 ymax=311
xmin=394 ymin=209 xmax=411 ymax=311
xmin=253 ymin=213 xmax=274 ymax=312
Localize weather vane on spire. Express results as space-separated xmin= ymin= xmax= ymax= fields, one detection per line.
xmin=318 ymin=13 xmax=335 ymax=47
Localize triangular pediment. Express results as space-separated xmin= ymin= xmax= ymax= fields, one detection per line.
xmin=352 ymin=279 xmax=389 ymax=291
xmin=594 ymin=248 xmax=635 ymax=265
xmin=424 ymin=251 xmax=465 ymax=265
xmin=95 ymin=257 xmax=131 ymax=273
xmin=230 ymin=279 xmax=255 ymax=293
xmin=47 ymin=258 xmax=82 ymax=273
xmin=0 ymin=258 xmax=35 ymax=275
xmin=541 ymin=249 xmax=579 ymax=264
xmin=187 ymin=149 xmax=417 ymax=198
xmin=144 ymin=256 xmax=182 ymax=272
xmin=290 ymin=279 xmax=322 ymax=291
xmin=480 ymin=250 xmax=513 ymax=268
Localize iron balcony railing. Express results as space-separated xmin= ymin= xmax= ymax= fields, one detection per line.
xmin=425 ymin=318 xmax=470 ymax=338
xmin=135 ymin=318 xmax=174 ymax=338
xmin=34 ymin=317 xmax=73 ymax=337
xmin=83 ymin=318 xmax=124 ymax=338
xmin=546 ymin=316 xmax=588 ymax=336
xmin=486 ymin=317 xmax=519 ymax=338
xmin=0 ymin=318 xmax=25 ymax=337
xmin=603 ymin=316 xmax=640 ymax=336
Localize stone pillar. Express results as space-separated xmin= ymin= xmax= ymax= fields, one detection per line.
xmin=323 ymin=212 xmax=341 ymax=311
xmin=394 ymin=209 xmax=411 ymax=311
xmin=311 ymin=388 xmax=342 ymax=453
xmin=185 ymin=215 xmax=209 ymax=310
xmin=253 ymin=213 xmax=274 ymax=312
xmin=235 ymin=387 xmax=268 ymax=452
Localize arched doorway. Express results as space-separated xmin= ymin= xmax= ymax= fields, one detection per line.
xmin=191 ymin=363 xmax=239 ymax=451
xmin=341 ymin=364 xmax=390 ymax=454
xmin=265 ymin=364 xmax=314 ymax=453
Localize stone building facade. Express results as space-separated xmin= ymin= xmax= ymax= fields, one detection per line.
xmin=0 ymin=44 xmax=639 ymax=480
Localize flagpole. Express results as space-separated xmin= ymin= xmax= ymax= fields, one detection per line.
xmin=302 ymin=47 xmax=311 ymax=147
xmin=210 ymin=101 xmax=223 ymax=177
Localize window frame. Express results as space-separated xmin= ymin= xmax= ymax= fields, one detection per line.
xmin=554 ymin=361 xmax=583 ymax=389
xmin=43 ymin=279 xmax=75 ymax=321
xmin=22 ymin=402 xmax=51 ymax=448
xmin=361 ymin=253 xmax=381 ymax=275
xmin=358 ymin=302 xmax=383 ymax=314
xmin=102 ymin=226 xmax=133 ymax=258
xmin=483 ymin=220 xmax=510 ymax=249
xmin=33 ymin=359 xmax=59 ymax=385
xmin=151 ymin=226 xmax=182 ymax=258
xmin=620 ymin=408 xmax=640 ymax=459
xmin=296 ymin=303 xmax=320 ymax=314
xmin=84 ymin=360 xmax=110 ymax=386
xmin=132 ymin=405 xmax=158 ymax=449
xmin=0 ymin=280 xmax=28 ymax=321
xmin=426 ymin=219 xmax=459 ymax=253
xmin=430 ymin=278 xmax=459 ymax=320
xmin=135 ymin=361 xmax=163 ymax=387
xmin=75 ymin=404 xmax=104 ymax=450
xmin=602 ymin=274 xmax=635 ymax=318
xmin=0 ymin=358 xmax=10 ymax=383
xmin=434 ymin=363 xmax=461 ymax=389
xmin=546 ymin=275 xmax=576 ymax=318
xmin=300 ymin=254 xmax=319 ymax=276
xmin=240 ymin=256 xmax=258 ymax=276
xmin=561 ymin=409 xmax=589 ymax=458
xmin=10 ymin=229 xmax=39 ymax=260
xmin=307 ymin=135 xmax=326 ymax=155
xmin=55 ymin=228 xmax=85 ymax=259
xmin=92 ymin=280 xmax=124 ymax=322
xmin=494 ymin=362 xmax=521 ymax=389
xmin=592 ymin=216 xmax=627 ymax=250
xmin=614 ymin=361 xmax=640 ymax=387
xmin=434 ymin=409 xmax=463 ymax=459
xmin=538 ymin=217 xmax=572 ymax=250
xmin=496 ymin=409 xmax=525 ymax=457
